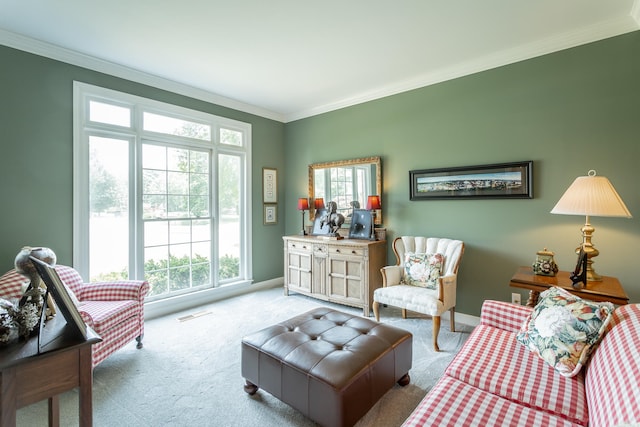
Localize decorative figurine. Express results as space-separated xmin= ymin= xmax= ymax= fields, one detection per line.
xmin=532 ymin=247 xmax=558 ymax=277
xmin=570 ymin=248 xmax=588 ymax=288
xmin=320 ymin=201 xmax=345 ymax=238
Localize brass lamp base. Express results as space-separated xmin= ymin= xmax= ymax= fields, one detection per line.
xmin=576 ymin=219 xmax=602 ymax=282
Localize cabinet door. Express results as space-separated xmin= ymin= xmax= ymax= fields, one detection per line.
xmin=327 ymin=252 xmax=364 ymax=306
xmin=312 ymin=244 xmax=327 ymax=295
xmin=285 ymin=245 xmax=312 ymax=294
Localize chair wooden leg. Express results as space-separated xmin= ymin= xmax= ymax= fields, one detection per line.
xmin=401 ymin=308 xmax=407 ymax=319
xmin=449 ymin=308 xmax=456 ymax=333
xmin=433 ymin=316 xmax=441 ymax=352
xmin=373 ymin=301 xmax=380 ymax=321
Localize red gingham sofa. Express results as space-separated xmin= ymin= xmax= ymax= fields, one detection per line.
xmin=0 ymin=265 xmax=149 ymax=368
xmin=403 ymin=300 xmax=640 ymax=427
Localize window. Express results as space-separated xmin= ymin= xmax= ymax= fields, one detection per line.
xmin=74 ymin=82 xmax=252 ymax=302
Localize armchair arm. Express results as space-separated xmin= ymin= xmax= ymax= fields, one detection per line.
xmin=380 ymin=265 xmax=403 ymax=287
xmin=480 ymin=300 xmax=532 ymax=333
xmin=76 ymin=280 xmax=149 ymax=303
xmin=438 ymin=274 xmax=457 ymax=308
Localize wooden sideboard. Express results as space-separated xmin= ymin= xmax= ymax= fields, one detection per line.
xmin=283 ymin=235 xmax=387 ymax=316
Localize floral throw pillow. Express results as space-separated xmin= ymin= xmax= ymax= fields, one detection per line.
xmin=400 ymin=252 xmax=444 ymax=290
xmin=516 ymin=286 xmax=614 ymax=378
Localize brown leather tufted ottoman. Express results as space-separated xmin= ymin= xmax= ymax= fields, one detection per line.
xmin=241 ymin=307 xmax=413 ymax=427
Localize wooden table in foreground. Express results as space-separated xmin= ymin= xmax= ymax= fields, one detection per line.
xmin=0 ymin=318 xmax=101 ymax=427
xmin=509 ymin=266 xmax=629 ymax=307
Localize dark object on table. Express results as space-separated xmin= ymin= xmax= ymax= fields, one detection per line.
xmin=571 ymin=248 xmax=588 ymax=288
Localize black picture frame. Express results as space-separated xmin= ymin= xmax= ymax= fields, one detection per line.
xmin=348 ymin=209 xmax=373 ymax=240
xmin=311 ymin=208 xmax=331 ymax=235
xmin=409 ymin=161 xmax=533 ymax=200
xmin=30 ymin=256 xmax=87 ymax=340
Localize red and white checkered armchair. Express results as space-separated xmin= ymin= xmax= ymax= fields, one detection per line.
xmin=0 ymin=264 xmax=149 ymax=368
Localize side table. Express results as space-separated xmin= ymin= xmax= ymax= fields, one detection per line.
xmin=0 ymin=319 xmax=101 ymax=427
xmin=509 ymin=266 xmax=629 ymax=307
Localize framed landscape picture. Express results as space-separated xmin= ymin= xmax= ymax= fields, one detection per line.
xmin=410 ymin=161 xmax=533 ymax=200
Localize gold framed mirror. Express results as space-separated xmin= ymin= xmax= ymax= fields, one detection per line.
xmin=308 ymin=156 xmax=382 ymax=225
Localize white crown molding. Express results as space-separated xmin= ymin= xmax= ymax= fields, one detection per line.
xmin=0 ymin=29 xmax=285 ymax=123
xmin=285 ymin=16 xmax=640 ymax=122
xmin=632 ymin=0 xmax=640 ymax=25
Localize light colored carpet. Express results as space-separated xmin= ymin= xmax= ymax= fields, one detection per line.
xmin=17 ymin=286 xmax=474 ymax=427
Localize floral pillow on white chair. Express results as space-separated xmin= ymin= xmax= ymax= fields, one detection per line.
xmin=400 ymin=252 xmax=444 ymax=289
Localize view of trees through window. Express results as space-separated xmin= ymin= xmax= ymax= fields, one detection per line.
xmin=76 ymin=83 xmax=250 ymax=301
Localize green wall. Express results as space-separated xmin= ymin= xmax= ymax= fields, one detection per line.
xmin=285 ymin=31 xmax=640 ymax=316
xmin=0 ymin=45 xmax=286 ymax=283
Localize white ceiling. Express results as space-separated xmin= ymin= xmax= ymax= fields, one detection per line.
xmin=1 ymin=1 xmax=639 ymax=122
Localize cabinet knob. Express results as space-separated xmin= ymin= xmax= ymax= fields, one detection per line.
xmin=352 ymin=250 xmax=356 ymax=254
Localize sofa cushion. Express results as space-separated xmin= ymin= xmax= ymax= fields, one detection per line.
xmin=585 ymin=304 xmax=640 ymax=427
xmin=516 ymin=287 xmax=614 ymax=378
xmin=373 ymin=285 xmax=442 ymax=315
xmin=402 ymin=375 xmax=578 ymax=427
xmin=400 ymin=252 xmax=443 ymax=289
xmin=446 ymin=324 xmax=588 ymax=425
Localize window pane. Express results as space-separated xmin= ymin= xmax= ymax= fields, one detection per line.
xmin=220 ymin=128 xmax=242 ymax=146
xmin=167 ymin=147 xmax=188 ymax=171
xmin=143 ymin=195 xmax=167 ymax=219
xmin=143 ymin=170 xmax=167 ymax=194
xmin=143 ymin=112 xmax=211 ymax=141
xmin=143 ymin=143 xmax=213 ymax=298
xmin=218 ymin=154 xmax=240 ymax=280
xmin=169 ymin=220 xmax=191 ymax=245
xmin=190 ymin=151 xmax=209 ymax=173
xmin=168 ymin=171 xmax=189 ymax=195
xmin=143 ymin=144 xmax=167 ymax=170
xmin=145 ymin=221 xmax=168 ymax=247
xmin=89 ymin=100 xmax=131 ymax=127
xmin=192 ymin=220 xmax=211 ymax=243
xmin=89 ymin=136 xmax=129 ymax=281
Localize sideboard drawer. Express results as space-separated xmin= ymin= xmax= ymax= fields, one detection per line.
xmin=329 ymin=246 xmax=365 ymax=257
xmin=288 ymin=241 xmax=312 ymax=252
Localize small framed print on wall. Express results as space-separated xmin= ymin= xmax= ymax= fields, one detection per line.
xmin=264 ymin=204 xmax=277 ymax=225
xmin=263 ymin=168 xmax=277 ymax=203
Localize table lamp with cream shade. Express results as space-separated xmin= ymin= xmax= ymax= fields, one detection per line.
xmin=550 ymin=170 xmax=632 ymax=282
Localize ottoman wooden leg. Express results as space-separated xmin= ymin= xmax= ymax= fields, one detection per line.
xmin=244 ymin=380 xmax=258 ymax=395
xmin=397 ymin=373 xmax=410 ymax=387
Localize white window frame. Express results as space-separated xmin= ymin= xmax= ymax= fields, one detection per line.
xmin=72 ymin=81 xmax=252 ymax=293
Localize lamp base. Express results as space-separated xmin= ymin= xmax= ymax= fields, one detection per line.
xmin=576 ymin=220 xmax=603 ymax=283
xmin=586 ymin=268 xmax=602 ymax=282
xmin=300 ymin=211 xmax=307 ymax=236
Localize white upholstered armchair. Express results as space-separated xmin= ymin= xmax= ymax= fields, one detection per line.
xmin=373 ymin=236 xmax=464 ymax=351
